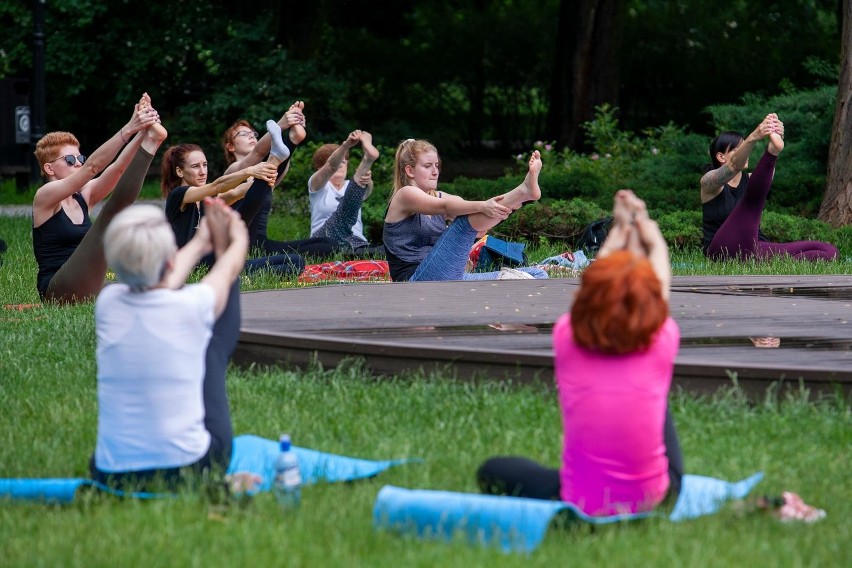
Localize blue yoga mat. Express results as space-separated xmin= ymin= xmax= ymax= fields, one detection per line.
xmin=0 ymin=434 xmax=412 ymax=504
xmin=373 ymin=472 xmax=764 ymax=553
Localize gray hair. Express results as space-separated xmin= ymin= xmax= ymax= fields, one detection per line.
xmin=104 ymin=205 xmax=177 ymax=292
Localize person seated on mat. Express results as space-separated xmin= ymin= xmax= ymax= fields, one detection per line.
xmin=91 ymin=198 xmax=249 ymax=490
xmin=702 ymin=114 xmax=837 ymax=261
xmin=383 ymin=139 xmax=547 ymax=281
xmin=308 ymin=130 xmax=385 ymax=256
xmin=221 ymin=107 xmax=337 ymax=260
xmin=32 ymin=93 xmax=166 ymax=303
xmin=160 ymin=136 xmax=304 ymax=278
xmin=477 ymin=190 xmax=683 ymax=516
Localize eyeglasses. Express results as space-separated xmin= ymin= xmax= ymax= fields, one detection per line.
xmin=233 ymin=130 xmax=259 ymax=140
xmin=51 ymin=154 xmax=87 ymax=166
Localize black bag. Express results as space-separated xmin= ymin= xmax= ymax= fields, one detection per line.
xmin=576 ymin=216 xmax=613 ymax=255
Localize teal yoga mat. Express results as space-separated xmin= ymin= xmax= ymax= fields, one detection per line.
xmin=373 ymin=472 xmax=764 ymax=553
xmin=0 ymin=434 xmax=413 ymax=503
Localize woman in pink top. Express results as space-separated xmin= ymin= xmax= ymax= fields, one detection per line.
xmin=477 ymin=190 xmax=683 ymax=515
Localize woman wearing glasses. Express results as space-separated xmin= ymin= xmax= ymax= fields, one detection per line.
xmin=220 ymin=110 xmax=337 ymax=259
xmin=32 ymin=93 xmax=166 ymax=303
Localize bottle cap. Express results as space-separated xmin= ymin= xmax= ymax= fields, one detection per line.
xmin=279 ymin=433 xmax=291 ymax=451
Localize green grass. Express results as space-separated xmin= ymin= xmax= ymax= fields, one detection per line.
xmin=1 ymin=212 xmax=850 ymax=567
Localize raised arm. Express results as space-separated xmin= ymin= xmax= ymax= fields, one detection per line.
xmin=181 ymin=162 xmax=278 ymax=206
xmin=700 ymin=115 xmax=775 ymax=201
xmin=224 ymin=102 xmax=306 ymax=174
xmin=32 ymin=94 xmax=158 ymax=221
xmin=200 ymin=198 xmax=249 ymax=318
xmin=308 ymin=130 xmax=361 ymax=192
xmin=633 ymin=199 xmax=671 ymax=301
xmin=387 ymin=185 xmax=511 ymax=222
xmin=82 ymin=95 xmax=166 ymax=207
xmin=164 ymin=217 xmax=214 ymax=289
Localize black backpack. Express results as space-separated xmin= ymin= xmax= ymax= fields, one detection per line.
xmin=575 ymin=216 xmax=613 ymax=256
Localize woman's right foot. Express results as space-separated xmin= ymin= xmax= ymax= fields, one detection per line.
xmin=359 ymin=131 xmax=379 ymax=165
xmin=768 ymin=131 xmax=784 ymax=155
xmin=519 ymin=150 xmax=542 ymax=204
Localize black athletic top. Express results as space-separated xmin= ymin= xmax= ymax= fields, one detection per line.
xmin=32 ymin=192 xmax=91 ymax=298
xmin=701 ymin=172 xmax=768 ymax=253
xmin=165 ymin=186 xmax=202 ymax=249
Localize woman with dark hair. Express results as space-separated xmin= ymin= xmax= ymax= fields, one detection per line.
xmin=221 ymin=111 xmax=337 ymax=259
xmin=477 ymin=190 xmax=683 ymax=516
xmin=160 ymin=140 xmax=304 ymax=277
xmin=701 ymin=114 xmax=837 ymax=261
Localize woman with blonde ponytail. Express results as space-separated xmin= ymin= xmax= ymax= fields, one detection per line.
xmin=383 ymin=139 xmax=546 ymax=281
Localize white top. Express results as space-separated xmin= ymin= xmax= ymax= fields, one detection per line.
xmin=94 ymin=283 xmax=215 ymax=472
xmin=308 ymin=176 xmax=366 ymax=241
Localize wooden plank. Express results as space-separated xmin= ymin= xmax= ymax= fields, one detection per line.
xmin=235 ymin=276 xmax=852 ymax=400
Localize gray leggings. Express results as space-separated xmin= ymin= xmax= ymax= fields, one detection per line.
xmin=311 ymin=180 xmax=370 ymax=251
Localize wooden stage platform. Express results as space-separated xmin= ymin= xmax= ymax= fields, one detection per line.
xmin=235 ymin=275 xmax=852 ymax=401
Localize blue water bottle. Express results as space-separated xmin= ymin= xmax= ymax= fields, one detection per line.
xmin=273 ymin=434 xmax=302 ymax=510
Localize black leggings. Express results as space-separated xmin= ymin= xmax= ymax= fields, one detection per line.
xmin=477 ymin=407 xmax=684 ymax=502
xmin=90 ymin=279 xmax=241 ymax=489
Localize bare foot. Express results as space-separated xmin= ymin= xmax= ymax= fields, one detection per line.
xmin=343 ymin=130 xmax=361 ymax=149
xmin=519 ymin=150 xmax=542 ymax=204
xmin=287 ymin=101 xmax=307 ymax=145
xmin=359 ymin=131 xmax=379 ymax=164
xmin=768 ymin=132 xmax=784 ymax=155
xmin=612 ymin=189 xmax=634 ymax=227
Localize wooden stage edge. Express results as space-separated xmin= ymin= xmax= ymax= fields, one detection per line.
xmin=234 ymin=331 xmax=849 ymax=402
xmin=233 ymin=276 xmax=852 ymax=403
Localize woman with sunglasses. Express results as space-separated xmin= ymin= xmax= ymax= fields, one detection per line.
xmin=220 ymin=107 xmax=337 ymax=259
xmin=32 ymin=93 xmax=165 ymax=303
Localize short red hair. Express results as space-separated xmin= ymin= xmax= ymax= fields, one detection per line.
xmin=570 ymin=250 xmax=668 ymax=354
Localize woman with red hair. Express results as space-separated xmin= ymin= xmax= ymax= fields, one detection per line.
xmin=477 ymin=190 xmax=684 ymax=516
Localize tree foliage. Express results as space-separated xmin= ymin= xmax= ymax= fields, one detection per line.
xmin=0 ymin=0 xmax=842 ymax=163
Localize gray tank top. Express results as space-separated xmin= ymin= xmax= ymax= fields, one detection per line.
xmin=383 ymin=212 xmax=447 ymax=281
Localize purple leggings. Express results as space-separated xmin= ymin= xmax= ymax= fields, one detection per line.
xmin=707 ymin=151 xmax=837 ymax=261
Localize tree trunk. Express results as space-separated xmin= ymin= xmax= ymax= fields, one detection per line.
xmin=818 ymin=1 xmax=852 ymax=227
xmin=546 ymin=0 xmax=624 ymax=150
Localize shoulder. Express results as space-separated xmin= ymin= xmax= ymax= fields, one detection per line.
xmin=551 ymin=313 xmax=573 ymax=350
xmin=653 ymin=317 xmax=680 ymax=354
xmin=165 ymin=186 xmax=190 ymax=213
xmin=174 ymin=283 xmax=216 ymax=324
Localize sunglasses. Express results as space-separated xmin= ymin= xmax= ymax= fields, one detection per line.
xmin=52 ymin=154 xmax=87 ymax=166
xmin=233 ymin=130 xmax=259 ymax=140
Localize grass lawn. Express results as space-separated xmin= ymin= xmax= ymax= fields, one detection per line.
xmin=1 ymin=213 xmax=850 ymax=567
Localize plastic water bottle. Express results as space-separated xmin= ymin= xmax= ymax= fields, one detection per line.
xmin=272 ymin=434 xmax=302 ymax=510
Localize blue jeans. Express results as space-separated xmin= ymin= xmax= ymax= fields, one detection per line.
xmin=410 ymin=216 xmax=547 ymax=281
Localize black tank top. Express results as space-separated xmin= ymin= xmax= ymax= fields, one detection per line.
xmin=32 ymin=192 xmax=92 ymax=296
xmin=701 ymin=173 xmax=767 ymax=253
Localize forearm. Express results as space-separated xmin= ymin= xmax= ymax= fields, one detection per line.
xmin=87 ymin=133 xmax=146 ymax=203
xmin=225 ymin=137 xmax=271 ymax=174
xmin=185 ymin=169 xmax=252 ymax=204
xmin=596 ymin=225 xmax=630 ymax=259
xmin=166 ymin=239 xmax=209 ymax=288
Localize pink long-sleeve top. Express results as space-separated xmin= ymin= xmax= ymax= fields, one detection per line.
xmin=553 ymin=313 xmax=679 ymax=515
